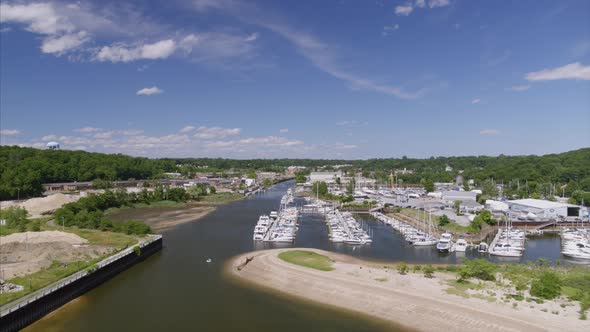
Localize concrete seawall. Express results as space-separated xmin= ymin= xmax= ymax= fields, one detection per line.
xmin=0 ymin=236 xmax=163 ymax=332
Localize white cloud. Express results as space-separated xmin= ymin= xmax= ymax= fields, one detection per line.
xmin=194 ymin=126 xmax=241 ymax=139
xmin=0 ymin=3 xmax=73 ymax=35
xmin=179 ymin=126 xmax=196 ymax=133
xmin=41 ymin=134 xmax=57 ymax=141
xmin=245 ymin=33 xmax=258 ymax=42
xmin=335 ymin=144 xmax=358 ymax=149
xmin=525 ymin=62 xmax=590 ymax=81
xmin=136 ymin=86 xmax=163 ymax=96
xmin=471 ymin=98 xmax=481 ymax=104
xmin=382 ymin=24 xmax=399 ymax=36
xmin=480 ymin=129 xmax=499 ymax=135
xmin=415 ymin=0 xmax=426 ymax=8
xmin=96 ymin=39 xmax=176 ymax=62
xmin=41 ymin=30 xmax=89 ymax=54
xmin=93 ymin=131 xmax=116 ymax=139
xmin=336 ymin=120 xmax=355 ymax=126
xmin=0 ymin=129 xmax=21 ymax=135
xmin=395 ymin=4 xmax=414 ymax=16
xmin=279 ymin=128 xmax=289 ymax=133
xmin=510 ymin=85 xmax=531 ymax=91
xmin=428 ymin=0 xmax=450 ymax=8
xmin=74 ymin=126 xmax=102 ymax=133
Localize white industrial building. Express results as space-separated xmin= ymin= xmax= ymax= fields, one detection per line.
xmin=308 ymin=171 xmax=342 ymax=184
xmin=441 ymin=190 xmax=477 ymax=203
xmin=508 ymin=198 xmax=586 ymax=219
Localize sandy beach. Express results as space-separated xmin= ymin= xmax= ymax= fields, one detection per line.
xmin=227 ymin=248 xmax=589 ymax=332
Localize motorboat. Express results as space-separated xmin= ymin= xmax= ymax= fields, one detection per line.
xmin=436 ymin=233 xmax=453 ymax=253
xmin=455 ymin=238 xmax=468 ymax=252
xmin=478 ymin=242 xmax=489 ymax=253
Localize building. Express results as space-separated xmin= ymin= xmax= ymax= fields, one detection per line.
xmin=508 ymin=198 xmax=586 ymax=219
xmin=46 ymin=142 xmax=60 ymax=150
xmin=441 ymin=190 xmax=477 ymax=203
xmin=308 ymin=171 xmax=342 ymax=184
xmin=460 ymin=200 xmax=483 ymax=213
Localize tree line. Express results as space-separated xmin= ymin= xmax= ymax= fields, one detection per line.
xmin=1 ymin=145 xmax=588 ymax=202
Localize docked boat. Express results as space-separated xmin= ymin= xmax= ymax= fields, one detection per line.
xmin=436 ymin=233 xmax=453 ymax=253
xmin=454 ymin=238 xmax=468 ymax=252
xmin=478 ymin=242 xmax=489 ymax=253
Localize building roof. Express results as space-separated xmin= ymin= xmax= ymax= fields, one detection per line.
xmin=509 ymin=198 xmax=572 ymax=209
xmin=442 ymin=190 xmax=477 ymax=198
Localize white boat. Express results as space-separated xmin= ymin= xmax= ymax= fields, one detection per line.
xmin=455 ymin=238 xmax=468 ymax=252
xmin=269 ymin=211 xmax=279 ymax=220
xmin=436 ymin=233 xmax=453 ymax=253
xmin=478 ymin=242 xmax=489 ymax=253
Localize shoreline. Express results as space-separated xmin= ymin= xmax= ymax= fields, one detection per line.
xmin=226 ymin=248 xmax=589 ymax=332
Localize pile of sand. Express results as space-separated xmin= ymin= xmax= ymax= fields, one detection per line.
xmin=0 ymin=231 xmax=111 ymax=279
xmin=1 ymin=194 xmax=80 ymax=218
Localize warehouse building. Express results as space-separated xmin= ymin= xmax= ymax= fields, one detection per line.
xmin=508 ymin=198 xmax=586 ymax=219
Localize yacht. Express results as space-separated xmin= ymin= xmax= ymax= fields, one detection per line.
xmin=454 ymin=238 xmax=468 ymax=252
xmin=436 ymin=233 xmax=453 ymax=253
xmin=269 ymin=211 xmax=279 ymax=220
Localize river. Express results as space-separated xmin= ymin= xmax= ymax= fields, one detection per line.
xmin=25 ymin=181 xmax=573 ymax=331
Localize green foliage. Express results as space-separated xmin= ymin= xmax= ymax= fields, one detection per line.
xmin=478 ymin=209 xmax=496 ymax=225
xmin=54 ymin=191 xmax=157 ymax=235
xmin=278 ymin=250 xmax=334 ymax=271
xmin=133 ymin=246 xmax=141 ymax=256
xmin=423 ymin=264 xmax=435 ymax=278
xmin=92 ymin=178 xmax=113 ymax=189
xmin=438 ymin=214 xmax=450 ymax=226
xmin=397 ymin=262 xmax=409 ymax=275
xmin=453 ymin=200 xmax=461 ymax=214
xmin=0 ymin=206 xmax=29 ymax=229
xmin=30 ymin=220 xmax=41 ymax=232
xmin=530 ymin=272 xmax=562 ymax=300
xmin=458 ymin=259 xmax=497 ymax=282
xmin=311 ymin=181 xmax=329 ymax=196
xmin=423 ymin=179 xmax=434 ymax=193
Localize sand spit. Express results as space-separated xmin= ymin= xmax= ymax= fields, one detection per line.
xmin=227 ymin=249 xmax=589 ymax=332
xmin=0 ymin=231 xmax=112 ymax=279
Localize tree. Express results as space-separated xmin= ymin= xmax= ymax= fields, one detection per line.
xmin=30 ymin=220 xmax=41 ymax=232
xmin=247 ymin=170 xmax=257 ymax=179
xmin=479 ymin=209 xmax=496 ymax=225
xmin=311 ymin=182 xmax=328 ymax=196
xmin=438 ymin=214 xmax=450 ymax=226
xmin=453 ymin=200 xmax=461 ymax=214
xmin=423 ymin=179 xmax=434 ymax=193
xmin=481 ymin=179 xmax=498 ymax=197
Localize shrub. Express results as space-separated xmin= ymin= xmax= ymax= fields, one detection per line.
xmin=423 ymin=264 xmax=435 ymax=278
xmin=133 ymin=246 xmax=141 ymax=256
xmin=397 ymin=262 xmax=408 ymax=275
xmin=530 ymin=272 xmax=562 ymax=300
xmin=458 ymin=259 xmax=497 ymax=282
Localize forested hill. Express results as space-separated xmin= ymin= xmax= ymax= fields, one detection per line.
xmin=1 ymin=145 xmax=589 ymax=200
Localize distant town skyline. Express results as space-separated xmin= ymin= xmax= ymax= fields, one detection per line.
xmin=1 ymin=0 xmax=589 ymax=158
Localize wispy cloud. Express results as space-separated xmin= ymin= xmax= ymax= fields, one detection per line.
xmin=479 ymin=129 xmax=499 ymax=135
xmin=471 ymin=98 xmax=481 ymax=104
xmin=509 ymin=85 xmax=531 ymax=91
xmin=74 ymin=126 xmax=102 ymax=133
xmin=525 ymin=62 xmax=590 ymax=81
xmin=97 ymin=40 xmax=176 ymax=62
xmin=179 ymin=126 xmax=195 ymax=133
xmin=193 ymin=0 xmax=423 ymax=99
xmin=279 ymin=128 xmax=289 ymax=133
xmin=136 ymin=86 xmax=163 ymax=96
xmin=0 ymin=129 xmax=21 ymax=135
xmin=193 ymin=126 xmax=241 ymax=139
xmin=394 ymin=0 xmax=450 ymax=16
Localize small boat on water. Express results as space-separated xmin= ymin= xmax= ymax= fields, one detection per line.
xmin=206 ymin=258 xmax=212 ymax=263
xmin=478 ymin=242 xmax=489 ymax=253
xmin=454 ymin=238 xmax=468 ymax=252
xmin=436 ymin=233 xmax=453 ymax=253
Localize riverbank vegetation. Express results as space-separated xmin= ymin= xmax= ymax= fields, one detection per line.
xmin=278 ymin=250 xmax=335 ymax=271
xmin=390 ymin=259 xmax=590 ymax=319
xmin=3 ymin=146 xmax=588 ymax=203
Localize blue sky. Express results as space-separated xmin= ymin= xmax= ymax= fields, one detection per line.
xmin=1 ymin=0 xmax=589 ymax=159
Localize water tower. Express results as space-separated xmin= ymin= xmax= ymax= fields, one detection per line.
xmin=47 ymin=142 xmax=60 ymax=150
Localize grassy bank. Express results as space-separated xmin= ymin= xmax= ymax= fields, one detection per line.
xmin=1 ymin=258 xmax=102 ymax=306
xmin=278 ymin=250 xmax=335 ymax=271
xmin=198 ymin=193 xmax=243 ymax=204
xmin=398 ymin=208 xmax=472 ymax=233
